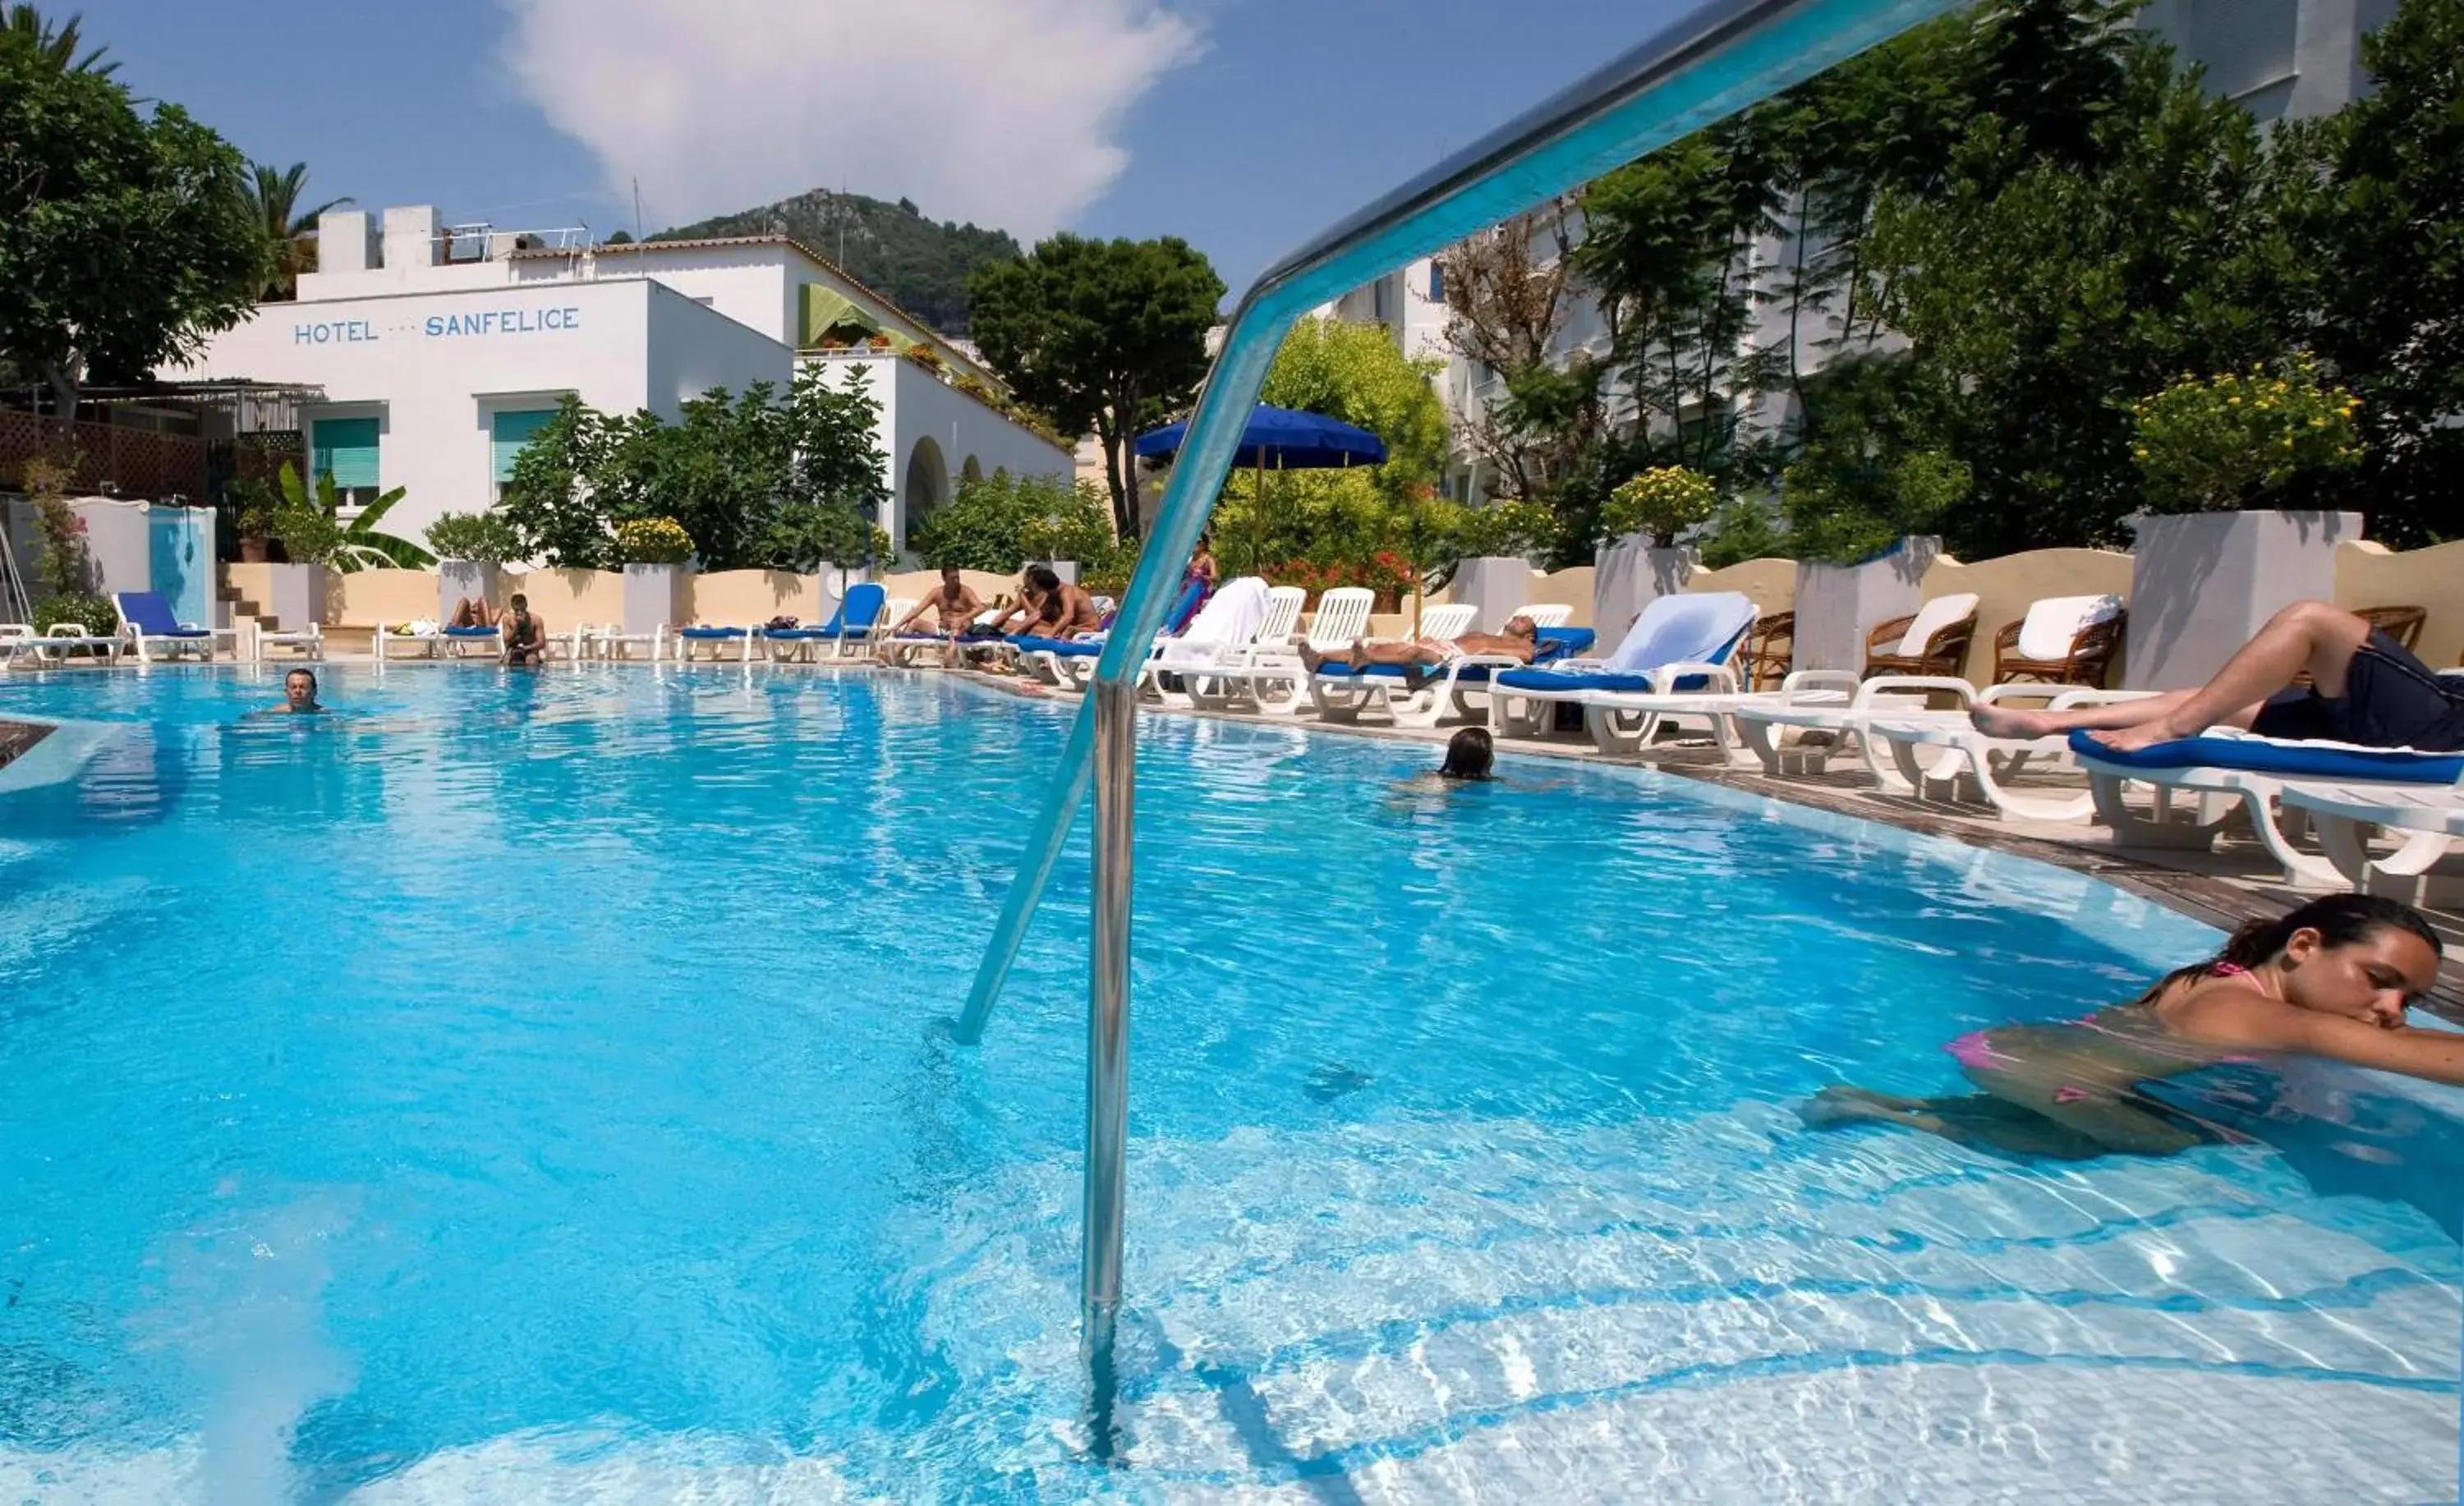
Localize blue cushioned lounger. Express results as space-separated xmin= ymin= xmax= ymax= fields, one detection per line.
xmin=2067 ymin=731 xmax=2463 ymax=785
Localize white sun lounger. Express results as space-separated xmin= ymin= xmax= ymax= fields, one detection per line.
xmin=1731 ymin=677 xmax=2117 ymax=783
xmin=1180 ymin=585 xmax=1358 ymax=714
xmin=1302 ymin=604 xmax=1484 ymax=728
xmin=1135 ymin=579 xmax=1294 ymax=707
xmin=2076 ymin=730 xmax=2464 ymax=890
xmin=2277 ymin=774 xmax=2464 ymax=907
xmin=1856 ymin=690 xmax=2157 ymax=820
xmin=1489 ymin=593 xmax=1759 ymax=740
xmin=35 ymin=622 xmax=121 ymax=664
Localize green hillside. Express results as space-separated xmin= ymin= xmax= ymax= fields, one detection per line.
xmin=653 ymin=190 xmax=1021 ymax=337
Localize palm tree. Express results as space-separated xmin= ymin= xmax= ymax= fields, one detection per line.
xmin=5 ymin=4 xmax=116 ymax=76
xmin=246 ymin=163 xmax=352 ymax=301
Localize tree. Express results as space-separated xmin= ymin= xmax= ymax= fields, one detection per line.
xmin=2296 ymin=0 xmax=2464 ymax=544
xmin=245 ymin=162 xmax=351 ymax=301
xmin=1432 ymin=204 xmax=1592 ymax=506
xmin=968 ymin=234 xmax=1224 ymax=539
xmin=0 ymin=22 xmax=265 ymax=413
xmin=6 ymin=3 xmax=113 ymax=75
xmin=498 ymin=394 xmax=613 ymax=567
xmin=909 ymin=471 xmax=1110 ymax=572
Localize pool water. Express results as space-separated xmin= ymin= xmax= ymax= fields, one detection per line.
xmin=0 ymin=665 xmax=2455 ymax=1503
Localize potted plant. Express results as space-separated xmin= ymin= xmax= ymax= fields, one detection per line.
xmin=2122 ymin=357 xmax=2365 ymax=689
xmin=235 ymin=500 xmax=274 ymax=564
xmin=425 ymin=510 xmax=524 ymax=622
xmin=865 ymin=333 xmax=895 ymax=351
xmin=616 ymin=516 xmax=694 ymax=636
xmin=1596 ymin=466 xmax=1719 ymax=647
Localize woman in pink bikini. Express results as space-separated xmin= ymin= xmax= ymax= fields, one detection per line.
xmin=1804 ymin=894 xmax=2453 ymax=1159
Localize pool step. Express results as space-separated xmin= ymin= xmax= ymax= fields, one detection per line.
xmin=914 ymin=1108 xmax=2462 ymax=1501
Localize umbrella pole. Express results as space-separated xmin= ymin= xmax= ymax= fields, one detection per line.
xmin=1253 ymin=454 xmax=1264 ymax=577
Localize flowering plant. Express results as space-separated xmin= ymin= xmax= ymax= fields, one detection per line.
xmin=1601 ymin=466 xmax=1718 ymax=546
xmin=2129 ymin=356 xmax=2362 ymax=513
xmin=614 ymin=516 xmax=694 ymax=564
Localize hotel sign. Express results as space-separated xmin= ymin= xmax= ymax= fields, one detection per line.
xmin=292 ymin=307 xmax=584 ymax=344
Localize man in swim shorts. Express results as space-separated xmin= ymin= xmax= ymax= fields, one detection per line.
xmin=1972 ymin=599 xmax=2464 ymax=752
xmin=1295 ymin=614 xmax=1542 ymax=694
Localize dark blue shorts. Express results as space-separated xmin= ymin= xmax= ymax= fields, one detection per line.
xmin=2252 ymin=631 xmax=2464 ymax=751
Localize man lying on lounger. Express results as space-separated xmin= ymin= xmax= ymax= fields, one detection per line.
xmin=1294 ymin=614 xmax=1541 ymax=695
xmin=1972 ymin=599 xmax=2464 ymax=752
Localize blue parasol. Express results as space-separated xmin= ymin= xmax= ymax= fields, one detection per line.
xmin=1136 ymin=404 xmax=1390 ymax=579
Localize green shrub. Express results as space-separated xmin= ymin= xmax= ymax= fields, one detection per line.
xmin=1601 ymin=466 xmax=1718 ymax=546
xmin=30 ymin=592 xmax=117 ymax=634
xmin=1697 ymin=498 xmax=1790 ymax=570
xmin=1452 ymin=499 xmax=1559 ymax=559
xmin=614 ymin=517 xmax=694 ymax=564
xmin=2129 ymin=356 xmax=2363 ymax=513
xmin=424 ymin=511 xmax=525 ymax=563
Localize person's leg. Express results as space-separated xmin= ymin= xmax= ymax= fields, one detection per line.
xmin=1971 ymin=600 xmax=2367 ymax=748
xmin=1800 ymin=1086 xmax=2112 ymax=1160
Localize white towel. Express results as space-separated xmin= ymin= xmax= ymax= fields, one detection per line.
xmin=1156 ymin=576 xmax=1271 ymax=668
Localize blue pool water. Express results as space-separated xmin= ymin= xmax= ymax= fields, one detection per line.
xmin=0 ymin=665 xmax=2456 ymax=1502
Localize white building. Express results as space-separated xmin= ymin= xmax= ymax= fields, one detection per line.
xmin=177 ymin=204 xmax=1071 ymax=553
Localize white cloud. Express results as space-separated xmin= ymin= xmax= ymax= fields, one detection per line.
xmin=499 ymin=0 xmax=1202 ymax=240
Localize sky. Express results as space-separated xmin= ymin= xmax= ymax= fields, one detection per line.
xmin=79 ymin=0 xmax=1698 ymax=302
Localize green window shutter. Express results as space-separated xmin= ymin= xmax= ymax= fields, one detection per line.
xmin=311 ymin=416 xmax=380 ymax=489
xmin=490 ymin=409 xmax=559 ymax=483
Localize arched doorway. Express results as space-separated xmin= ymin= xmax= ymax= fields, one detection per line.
xmin=903 ymin=436 xmax=949 ymax=549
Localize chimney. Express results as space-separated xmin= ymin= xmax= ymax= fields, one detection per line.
xmin=319 ymin=209 xmax=378 ymax=273
xmin=381 ymin=205 xmax=442 ymax=271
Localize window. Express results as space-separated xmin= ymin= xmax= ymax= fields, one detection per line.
xmin=310 ymin=416 xmax=380 ymax=507
xmin=1427 ymin=262 xmax=1445 ymax=304
xmin=491 ymin=408 xmax=559 ymax=500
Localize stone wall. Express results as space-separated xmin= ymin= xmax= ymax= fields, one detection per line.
xmin=1918 ymin=548 xmax=2135 ymax=686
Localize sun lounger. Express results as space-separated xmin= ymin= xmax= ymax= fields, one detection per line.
xmin=443 ymin=624 xmax=503 ymax=659
xmin=2070 ymin=730 xmax=2464 ymax=888
xmin=252 ymin=620 xmax=325 ymax=660
xmin=1308 ymin=613 xmax=1594 ymax=730
xmin=1489 ymin=592 xmax=1759 ymax=739
xmin=672 ymin=624 xmax=758 ymax=663
xmin=1133 ymin=579 xmax=1289 ymax=707
xmin=35 ymin=621 xmax=121 ymax=664
xmin=2276 ymin=769 xmax=2464 ymax=907
xmin=1013 ymin=579 xmax=1209 ymax=689
xmin=1854 ymin=690 xmax=2154 ymax=820
xmin=761 ymin=583 xmax=889 ymax=662
xmin=1176 ymin=585 xmax=1354 ymax=714
xmin=113 ymin=590 xmax=235 ymax=663
xmin=0 ymin=624 xmax=33 ymax=670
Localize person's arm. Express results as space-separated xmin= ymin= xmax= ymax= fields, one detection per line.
xmin=892 ymin=590 xmax=938 ymax=634
xmin=2185 ymin=994 xmax=2464 ymax=1085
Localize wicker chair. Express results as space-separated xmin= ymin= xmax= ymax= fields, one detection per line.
xmin=2356 ymin=604 xmax=2427 ymax=650
xmin=1743 ymin=611 xmax=1795 ymax=691
xmin=1863 ymin=607 xmax=1979 ymax=680
xmin=1993 ymin=609 xmax=2126 ymax=686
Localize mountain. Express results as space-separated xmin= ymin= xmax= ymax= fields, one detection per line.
xmin=653 ymin=190 xmax=1022 ymax=337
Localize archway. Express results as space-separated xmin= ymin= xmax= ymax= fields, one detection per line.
xmin=903 ymin=435 xmax=949 ymax=549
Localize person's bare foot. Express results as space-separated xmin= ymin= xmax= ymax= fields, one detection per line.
xmin=1970 ymin=703 xmax=2057 ymax=739
xmin=1296 ymin=642 xmax=1327 ymax=673
xmin=2085 ymin=720 xmax=2188 ymax=754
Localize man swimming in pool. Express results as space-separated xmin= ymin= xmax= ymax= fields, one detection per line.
xmin=1296 ymin=615 xmax=1542 ymax=695
xmin=264 ymin=668 xmax=324 ymax=714
xmin=1971 ymin=599 xmax=2464 ymax=752
xmin=1802 ymin=893 xmax=2453 ymax=1160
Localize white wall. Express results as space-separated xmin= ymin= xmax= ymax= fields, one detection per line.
xmin=178 ymin=278 xmax=786 ymax=541
xmin=814 ymin=353 xmax=1071 ymax=551
xmin=517 ymin=246 xmax=793 ymax=347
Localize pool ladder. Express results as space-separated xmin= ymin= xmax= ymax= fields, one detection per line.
xmin=948 ymin=0 xmax=2464 ymax=1457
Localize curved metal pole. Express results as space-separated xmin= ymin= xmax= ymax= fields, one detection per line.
xmin=955 ymin=0 xmax=1975 ymax=1422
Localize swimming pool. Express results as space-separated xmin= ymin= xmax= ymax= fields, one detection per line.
xmin=0 ymin=665 xmax=2455 ymax=1501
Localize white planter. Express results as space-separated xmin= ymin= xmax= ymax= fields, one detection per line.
xmin=1451 ymin=555 xmax=1533 ymax=632
xmin=264 ymin=562 xmax=329 ymax=629
xmin=2125 ymin=509 xmax=2360 ymax=691
xmin=437 ymin=559 xmax=501 ymax=622
xmin=1593 ymin=538 xmax=1697 ymax=650
xmin=623 ymin=562 xmax=686 ymax=637
xmin=1791 ymin=535 xmax=1938 ymax=673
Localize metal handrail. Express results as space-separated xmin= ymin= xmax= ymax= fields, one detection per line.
xmin=955 ymin=0 xmax=1970 ymax=1381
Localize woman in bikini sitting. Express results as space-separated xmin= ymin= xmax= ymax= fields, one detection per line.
xmin=1803 ymin=893 xmax=2453 ymax=1159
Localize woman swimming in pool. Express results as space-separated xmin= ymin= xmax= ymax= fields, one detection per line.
xmin=1803 ymin=893 xmax=2454 ymax=1159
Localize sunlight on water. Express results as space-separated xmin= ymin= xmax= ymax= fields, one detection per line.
xmin=0 ymin=665 xmax=2453 ymax=1502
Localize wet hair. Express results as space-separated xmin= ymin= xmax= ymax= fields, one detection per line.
xmin=285 ymin=668 xmax=317 ymax=691
xmin=1027 ymin=566 xmax=1062 ymax=593
xmin=2132 ymin=893 xmax=2442 ymax=1006
xmin=1439 ymin=727 xmax=1495 ymax=781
